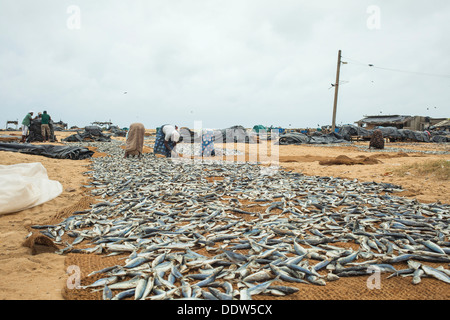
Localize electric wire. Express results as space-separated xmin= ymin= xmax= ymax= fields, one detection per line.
xmin=342 ymin=56 xmax=450 ymax=79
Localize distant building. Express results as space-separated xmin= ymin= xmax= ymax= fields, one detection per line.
xmin=431 ymin=119 xmax=450 ymax=131
xmin=355 ymin=115 xmax=447 ymax=131
xmin=91 ymin=121 xmax=113 ymax=130
xmin=5 ymin=120 xmax=18 ymax=130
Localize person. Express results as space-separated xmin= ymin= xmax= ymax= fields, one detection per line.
xmin=153 ymin=124 xmax=181 ymax=157
xmin=40 ymin=110 xmax=52 ymax=142
xmin=20 ymin=111 xmax=35 ymax=143
xmin=201 ymin=129 xmax=216 ymax=157
xmin=369 ymin=129 xmax=385 ymax=149
xmin=124 ymin=123 xmax=145 ymax=158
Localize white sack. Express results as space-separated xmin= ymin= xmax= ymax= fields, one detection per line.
xmin=0 ymin=162 xmax=63 ymax=215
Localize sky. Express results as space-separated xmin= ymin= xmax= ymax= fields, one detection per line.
xmin=1 ymin=0 xmax=449 ymax=130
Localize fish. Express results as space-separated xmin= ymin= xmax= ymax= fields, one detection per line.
xmin=140 ymin=276 xmax=154 ymax=300
xmin=336 ymin=251 xmax=359 ymax=266
xmin=134 ymin=277 xmax=148 ymax=300
xmin=326 ymin=273 xmax=340 ymax=281
xmin=124 ymin=256 xmax=150 ymax=269
xmin=39 ymin=139 xmax=450 ymax=300
xmin=202 ymin=290 xmax=219 ymax=300
xmin=267 ymin=285 xmax=299 ymax=295
xmin=107 ymin=277 xmax=141 ymax=290
xmin=148 ymin=288 xmax=179 ymax=300
xmin=421 ymin=240 xmax=446 ymax=255
xmin=286 ymin=263 xmax=322 ymax=278
xmin=239 ymin=288 xmax=252 ymax=300
xmin=208 ymin=287 xmax=233 ymax=300
xmin=195 ymin=267 xmax=225 ymax=287
xmin=151 ymin=252 xmax=166 ymax=269
xmin=412 ymin=268 xmax=424 ymax=285
xmin=112 ymin=288 xmax=135 ymax=300
xmin=223 ymin=250 xmax=248 ymax=264
xmin=421 ymin=264 xmax=450 ymax=284
xmin=81 ymin=276 xmax=118 ymax=289
xmin=246 ymin=277 xmax=278 ymax=295
xmin=243 ymin=270 xmax=273 ymax=283
xmin=306 ymin=275 xmax=326 ymax=286
xmin=103 ymin=285 xmax=113 ymax=300
xmin=180 ymin=279 xmax=192 ymax=298
xmin=269 ymin=264 xmax=309 ymax=284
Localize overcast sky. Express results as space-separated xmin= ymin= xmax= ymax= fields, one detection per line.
xmin=1 ymin=0 xmax=449 ymax=130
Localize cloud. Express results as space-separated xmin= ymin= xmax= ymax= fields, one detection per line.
xmin=1 ymin=1 xmax=449 ymax=129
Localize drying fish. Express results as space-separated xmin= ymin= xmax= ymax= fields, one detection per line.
xmin=39 ymin=140 xmax=449 ymax=300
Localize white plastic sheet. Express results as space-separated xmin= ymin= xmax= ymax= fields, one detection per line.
xmin=0 ymin=162 xmax=63 ymax=215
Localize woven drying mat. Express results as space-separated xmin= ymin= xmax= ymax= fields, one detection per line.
xmin=62 ymin=253 xmax=129 ymax=300
xmin=58 ymin=197 xmax=450 ymax=300
xmin=46 ymin=195 xmax=126 ymax=300
xmin=22 ymin=232 xmax=59 ymax=255
xmin=22 ymin=196 xmax=95 ymax=255
xmin=47 ymin=195 xmax=95 ymax=225
xmin=61 ymin=257 xmax=450 ymax=300
xmin=21 ymin=194 xmax=450 ymax=300
xmin=19 ymin=194 xmax=122 ymax=300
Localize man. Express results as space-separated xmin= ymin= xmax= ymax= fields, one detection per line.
xmin=40 ymin=110 xmax=52 ymax=142
xmin=21 ymin=111 xmax=35 ymax=143
xmin=153 ymin=124 xmax=182 ymax=157
xmin=124 ymin=123 xmax=145 ymax=158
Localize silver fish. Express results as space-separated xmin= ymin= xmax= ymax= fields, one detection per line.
xmin=103 ymin=285 xmax=113 ymax=300
xmin=421 ymin=264 xmax=450 ymax=284
xmin=43 ymin=139 xmax=450 ymax=300
xmin=242 ymin=270 xmax=273 ymax=283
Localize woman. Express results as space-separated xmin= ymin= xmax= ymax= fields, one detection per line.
xmin=124 ymin=123 xmax=145 ymax=158
xmin=201 ymin=129 xmax=216 ymax=157
xmin=153 ymin=124 xmax=181 ymax=157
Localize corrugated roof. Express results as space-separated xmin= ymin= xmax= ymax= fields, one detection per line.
xmin=357 ymin=115 xmax=412 ymax=124
xmin=434 ymin=119 xmax=450 ymax=127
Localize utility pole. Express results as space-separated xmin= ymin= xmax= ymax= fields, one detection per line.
xmin=331 ymin=50 xmax=342 ymax=133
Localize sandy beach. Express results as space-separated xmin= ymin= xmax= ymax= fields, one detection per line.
xmin=0 ymin=130 xmax=449 ymax=300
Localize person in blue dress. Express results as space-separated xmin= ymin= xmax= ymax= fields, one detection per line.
xmin=201 ymin=129 xmax=215 ymax=157
xmin=153 ymin=124 xmax=182 ymax=157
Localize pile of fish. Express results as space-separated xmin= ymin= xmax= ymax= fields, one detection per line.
xmin=172 ymin=143 xmax=243 ymax=157
xmin=353 ymin=144 xmax=450 ymax=155
xmin=34 ymin=140 xmax=450 ymax=300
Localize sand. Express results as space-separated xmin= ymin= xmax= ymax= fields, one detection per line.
xmin=0 ymin=130 xmax=449 ymax=300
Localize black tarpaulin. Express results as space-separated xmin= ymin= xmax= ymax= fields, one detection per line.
xmin=0 ymin=143 xmax=94 ymax=160
xmin=276 ymin=132 xmax=347 ymax=145
xmin=62 ymin=126 xmax=112 ymax=142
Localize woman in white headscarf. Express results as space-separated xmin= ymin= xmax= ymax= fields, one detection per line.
xmin=153 ymin=124 xmax=182 ymax=157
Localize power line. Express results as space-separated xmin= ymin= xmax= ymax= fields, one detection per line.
xmin=342 ymin=56 xmax=450 ymax=79
xmin=328 ymin=80 xmax=349 ymax=90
